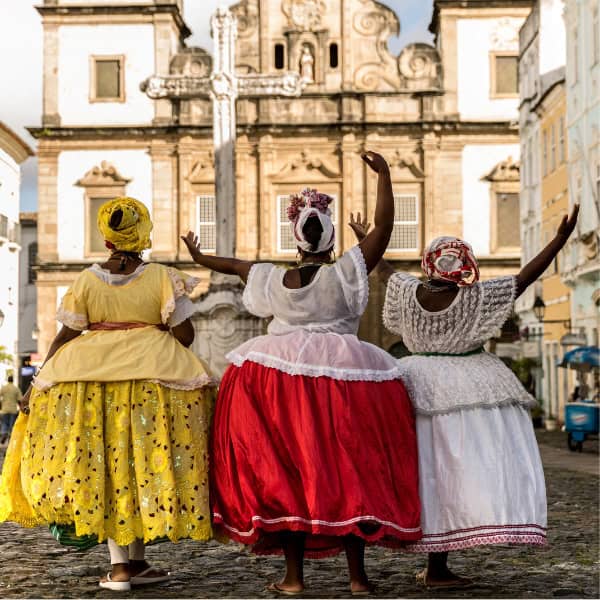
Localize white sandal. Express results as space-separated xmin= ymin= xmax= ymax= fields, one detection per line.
xmin=99 ymin=573 xmax=131 ymax=592
xmin=130 ymin=567 xmax=171 ymax=585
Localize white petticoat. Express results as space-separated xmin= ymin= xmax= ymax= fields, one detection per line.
xmin=227 ymin=331 xmax=403 ymax=382
xmin=405 ymin=403 xmax=547 ymax=552
xmin=397 ymin=352 xmax=536 ymax=415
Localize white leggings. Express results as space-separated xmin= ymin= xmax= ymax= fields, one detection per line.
xmin=107 ymin=538 xmax=145 ymax=565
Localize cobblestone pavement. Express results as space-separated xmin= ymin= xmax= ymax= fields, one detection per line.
xmin=0 ymin=432 xmax=598 ymax=599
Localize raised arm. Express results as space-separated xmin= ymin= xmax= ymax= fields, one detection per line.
xmin=357 ymin=152 xmax=395 ymax=273
xmin=181 ymin=232 xmax=255 ymax=283
xmin=348 ymin=213 xmax=395 ymax=283
xmin=516 ymin=204 xmax=579 ymax=297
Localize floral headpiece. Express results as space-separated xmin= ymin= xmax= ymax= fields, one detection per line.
xmin=287 ymin=188 xmax=335 ymax=254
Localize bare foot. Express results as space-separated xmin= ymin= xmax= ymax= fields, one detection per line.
xmin=417 ymin=567 xmax=473 ymax=588
xmin=350 ymin=579 xmax=376 ymax=595
xmin=267 ymin=581 xmax=305 ymax=595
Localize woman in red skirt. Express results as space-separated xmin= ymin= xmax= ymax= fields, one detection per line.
xmin=182 ymin=152 xmax=420 ymax=595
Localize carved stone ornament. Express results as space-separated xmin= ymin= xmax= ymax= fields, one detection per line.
xmin=274 ymin=150 xmax=341 ymax=181
xmin=490 ymin=17 xmax=521 ymax=51
xmin=75 ymin=161 xmax=131 ymax=187
xmin=398 ymin=44 xmax=442 ymax=91
xmin=141 ymin=75 xmax=211 ymax=100
xmin=237 ymin=71 xmax=304 ymax=97
xmin=188 ymin=152 xmax=215 ymax=184
xmin=482 ymin=156 xmax=520 ymax=182
xmin=231 ymin=0 xmax=259 ymax=38
xmin=170 ymin=48 xmax=213 ymax=77
xmin=282 ymin=0 xmax=326 ymax=31
xmin=580 ymin=231 xmax=598 ymax=260
xmin=388 ymin=150 xmax=425 ymax=179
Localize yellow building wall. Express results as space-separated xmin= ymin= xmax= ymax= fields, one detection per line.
xmin=539 ymin=85 xmax=574 ymax=423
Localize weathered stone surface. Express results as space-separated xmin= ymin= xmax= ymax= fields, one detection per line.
xmin=0 ymin=434 xmax=597 ymax=598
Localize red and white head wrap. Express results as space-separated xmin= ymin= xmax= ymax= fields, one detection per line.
xmin=287 ymin=188 xmax=335 ymax=254
xmin=421 ymin=236 xmax=480 ymax=287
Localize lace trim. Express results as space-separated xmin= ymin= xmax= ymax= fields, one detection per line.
xmin=161 ymin=268 xmax=200 ymax=325
xmin=347 ymin=245 xmax=369 ymax=312
xmin=404 ymin=525 xmax=547 ymax=553
xmin=242 ymin=263 xmax=261 ymax=315
xmin=33 ymin=375 xmax=217 ymax=392
xmin=227 ymin=350 xmax=403 ymax=382
xmin=88 ymin=263 xmax=148 ymax=286
xmin=56 ymin=307 xmax=88 ymax=331
xmin=168 ymin=296 xmax=198 ymax=328
xmin=382 ymin=272 xmax=411 ymax=337
xmin=415 ymin=396 xmax=537 ymax=416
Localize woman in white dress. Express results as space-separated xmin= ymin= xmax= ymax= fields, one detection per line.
xmin=349 ymin=205 xmax=579 ymax=588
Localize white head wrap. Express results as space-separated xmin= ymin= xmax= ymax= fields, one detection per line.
xmin=287 ymin=188 xmax=335 ymax=254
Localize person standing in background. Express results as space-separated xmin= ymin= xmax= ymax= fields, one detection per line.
xmin=0 ymin=375 xmax=21 ymax=445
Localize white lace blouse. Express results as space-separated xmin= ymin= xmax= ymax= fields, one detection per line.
xmin=228 ymin=246 xmax=402 ymax=382
xmin=382 ymin=273 xmax=535 ymax=415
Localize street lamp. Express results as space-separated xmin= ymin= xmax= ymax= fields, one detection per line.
xmin=533 ymin=295 xmax=546 ymax=322
xmin=533 ymin=295 xmax=571 ymax=328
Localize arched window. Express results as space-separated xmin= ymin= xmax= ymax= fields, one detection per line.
xmin=274 ymin=44 xmax=285 ymax=70
xmin=329 ymin=43 xmax=339 ymax=69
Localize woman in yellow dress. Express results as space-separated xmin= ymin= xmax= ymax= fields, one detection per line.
xmin=0 ymin=198 xmax=216 ymax=591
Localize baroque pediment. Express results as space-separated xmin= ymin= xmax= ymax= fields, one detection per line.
xmin=388 ymin=151 xmax=424 ymax=180
xmin=272 ymin=151 xmax=341 ymax=182
xmin=75 ymin=161 xmax=131 ymax=187
xmin=188 ymin=152 xmax=215 ymax=183
xmin=482 ymin=156 xmax=520 ymax=182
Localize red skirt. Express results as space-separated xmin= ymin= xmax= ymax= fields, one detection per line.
xmin=210 ymin=361 xmax=421 ymax=557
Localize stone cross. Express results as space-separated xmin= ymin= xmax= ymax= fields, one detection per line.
xmin=143 ymin=7 xmax=304 ymax=257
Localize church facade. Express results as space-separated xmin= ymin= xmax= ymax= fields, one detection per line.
xmin=32 ymin=0 xmax=532 ymax=357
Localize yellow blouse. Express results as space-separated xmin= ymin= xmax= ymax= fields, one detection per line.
xmin=35 ymin=263 xmax=213 ymax=391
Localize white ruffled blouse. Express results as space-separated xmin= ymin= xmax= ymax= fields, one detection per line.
xmin=228 ymin=246 xmax=402 ymax=382
xmin=383 ymin=273 xmax=535 ymax=415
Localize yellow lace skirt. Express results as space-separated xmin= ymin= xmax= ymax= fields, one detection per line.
xmin=0 ymin=381 xmax=216 ymax=546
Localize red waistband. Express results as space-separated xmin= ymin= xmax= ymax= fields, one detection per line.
xmin=89 ymin=322 xmax=168 ymax=331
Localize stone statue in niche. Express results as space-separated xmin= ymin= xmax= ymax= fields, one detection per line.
xmin=300 ymin=45 xmax=315 ymax=82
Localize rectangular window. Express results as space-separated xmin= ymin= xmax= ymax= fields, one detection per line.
xmin=559 ymin=116 xmax=565 ymax=164
xmin=572 ymin=29 xmax=579 ymax=84
xmin=550 ymin=123 xmax=556 ymax=173
xmin=277 ymin=195 xmax=338 ymax=253
xmin=196 ymin=195 xmax=216 ymax=253
xmin=542 ymin=129 xmax=548 ymax=176
xmin=0 ymin=214 xmax=7 ymax=239
xmin=91 ymin=56 xmax=124 ymax=102
xmin=496 ymin=193 xmax=521 ymax=249
xmin=88 ymin=197 xmax=112 ymax=254
xmin=491 ymin=54 xmax=518 ymax=96
xmin=388 ymin=194 xmax=419 ymax=252
xmin=28 ymin=242 xmax=38 ymax=284
xmin=593 ymin=7 xmax=599 ymax=65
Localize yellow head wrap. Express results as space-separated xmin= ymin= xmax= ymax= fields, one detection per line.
xmin=97 ymin=197 xmax=152 ymax=253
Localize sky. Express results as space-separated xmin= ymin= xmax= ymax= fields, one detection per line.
xmin=0 ymin=0 xmax=434 ymax=212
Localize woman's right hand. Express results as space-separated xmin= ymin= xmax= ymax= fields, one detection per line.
xmin=349 ymin=212 xmax=372 ymax=241
xmin=361 ymin=151 xmax=390 ymax=175
xmin=19 ymin=386 xmax=32 ymax=415
xmin=181 ymin=231 xmax=203 ymax=262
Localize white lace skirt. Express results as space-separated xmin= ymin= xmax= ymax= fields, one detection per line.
xmin=405 ymin=403 xmax=547 ymax=552
xmin=227 ymin=331 xmax=402 ymax=382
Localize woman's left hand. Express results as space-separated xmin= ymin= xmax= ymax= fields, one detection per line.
xmin=556 ymin=204 xmax=579 ymax=241
xmin=181 ymin=231 xmax=203 ymax=262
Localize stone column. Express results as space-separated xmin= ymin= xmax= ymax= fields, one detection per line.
xmin=153 ymin=15 xmax=175 ymax=125
xmin=150 ymin=140 xmax=177 ymax=261
xmin=37 ymin=145 xmax=59 ymax=263
xmin=42 ymin=22 xmax=60 ymax=127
